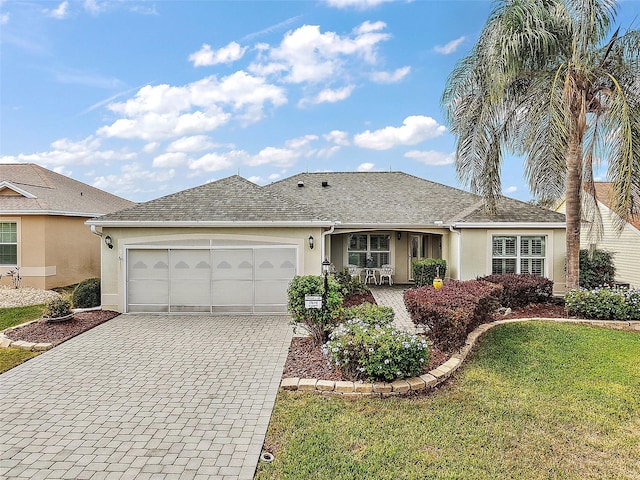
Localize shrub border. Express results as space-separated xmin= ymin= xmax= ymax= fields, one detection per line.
xmin=280 ymin=317 xmax=640 ymax=397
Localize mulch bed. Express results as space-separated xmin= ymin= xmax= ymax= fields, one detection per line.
xmin=5 ymin=310 xmax=120 ymax=346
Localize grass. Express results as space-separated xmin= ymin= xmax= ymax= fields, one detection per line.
xmin=0 ymin=304 xmax=46 ymax=331
xmin=0 ymin=348 xmax=38 ymax=374
xmin=256 ymin=322 xmax=640 ymax=480
xmin=0 ymin=304 xmax=46 ymax=373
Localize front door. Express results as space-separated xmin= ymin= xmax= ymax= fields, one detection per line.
xmin=408 ymin=234 xmax=422 ymax=281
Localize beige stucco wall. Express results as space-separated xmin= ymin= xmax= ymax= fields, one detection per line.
xmin=458 ymin=227 xmax=566 ymax=294
xmin=99 ymin=226 xmax=325 ymax=312
xmin=0 ymin=215 xmax=100 ymax=290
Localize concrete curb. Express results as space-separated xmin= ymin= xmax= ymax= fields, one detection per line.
xmin=280 ymin=317 xmax=640 ymax=397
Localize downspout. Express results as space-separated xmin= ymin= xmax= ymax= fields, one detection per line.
xmin=449 ymin=225 xmax=461 ymax=280
xmin=90 ymin=224 xmax=102 ymax=237
xmin=321 ymin=223 xmax=337 ymax=262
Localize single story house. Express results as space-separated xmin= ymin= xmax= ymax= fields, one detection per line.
xmin=88 ymin=171 xmax=566 ymax=314
xmin=0 ymin=163 xmax=135 ymax=289
xmin=556 ymin=182 xmax=640 ymax=288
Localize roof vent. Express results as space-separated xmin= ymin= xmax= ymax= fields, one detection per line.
xmin=321 ymin=181 xmax=329 ymax=188
xmin=297 ymin=181 xmax=304 ymax=188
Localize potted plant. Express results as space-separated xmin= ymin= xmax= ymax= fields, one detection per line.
xmin=43 ymin=297 xmax=74 ymax=323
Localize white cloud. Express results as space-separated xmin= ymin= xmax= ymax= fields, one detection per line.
xmin=1 ymin=13 xmax=9 ymax=25
xmin=0 ymin=136 xmax=136 ymax=167
xmin=167 ymin=135 xmax=217 ymax=153
xmin=405 ymin=150 xmax=455 ymax=166
xmin=188 ymin=152 xmax=235 ymax=172
xmin=434 ymin=36 xmax=466 ymax=55
xmin=92 ymin=163 xmax=175 ymax=197
xmin=504 ymin=186 xmax=518 ymax=194
xmin=98 ymin=72 xmax=286 ymax=140
xmin=324 ymin=0 xmax=395 ymax=9
xmin=189 ymin=42 xmax=247 ymax=67
xmin=152 ymin=152 xmax=188 ymax=168
xmin=354 ymin=115 xmax=447 ymax=150
xmin=370 ymin=66 xmax=410 ymax=83
xmin=143 ymin=142 xmax=159 ymax=153
xmin=83 ymin=0 xmax=105 ymax=15
xmin=46 ymin=1 xmax=69 ymax=19
xmin=249 ymin=22 xmax=390 ymax=84
xmin=323 ymin=130 xmax=350 ymax=146
xmin=302 ymin=85 xmax=355 ymax=106
xmin=246 ymin=146 xmax=299 ymax=167
xmin=357 ymin=162 xmax=375 ymax=171
xmin=285 ymin=135 xmax=318 ymax=150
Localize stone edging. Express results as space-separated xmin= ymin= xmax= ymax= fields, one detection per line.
xmin=280 ymin=317 xmax=640 ymax=397
xmin=0 ymin=320 xmax=53 ymax=351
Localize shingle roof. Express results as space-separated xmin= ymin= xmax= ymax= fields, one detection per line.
xmin=593 ymin=182 xmax=640 ymax=230
xmin=91 ymin=171 xmax=565 ymax=226
xmin=0 ymin=163 xmax=134 ymax=216
xmin=267 ymin=172 xmax=565 ymax=225
xmin=92 ymin=175 xmax=322 ymax=223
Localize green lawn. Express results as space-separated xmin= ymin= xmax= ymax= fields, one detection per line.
xmin=0 ymin=304 xmax=45 ymax=373
xmin=0 ymin=304 xmax=45 ymax=331
xmin=256 ymin=322 xmax=640 ymax=480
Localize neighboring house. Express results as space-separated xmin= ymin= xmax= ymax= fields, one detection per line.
xmin=556 ymin=182 xmax=640 ymax=288
xmin=88 ymin=172 xmax=566 ymax=314
xmin=0 ymin=163 xmax=135 ymax=289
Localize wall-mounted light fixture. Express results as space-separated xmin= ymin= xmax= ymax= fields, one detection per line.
xmin=104 ymin=235 xmax=114 ymax=249
xmin=397 ymin=232 xmax=402 ymax=240
xmin=308 ymin=235 xmax=314 ymax=249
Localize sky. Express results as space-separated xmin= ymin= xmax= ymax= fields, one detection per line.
xmin=0 ymin=0 xmax=638 ymax=203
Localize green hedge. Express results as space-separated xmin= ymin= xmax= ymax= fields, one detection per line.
xmin=72 ymin=278 xmax=101 ymax=308
xmin=565 ymin=287 xmax=640 ymax=320
xmin=411 ymin=258 xmax=447 ymax=287
xmin=579 ymin=249 xmax=616 ymax=288
xmin=478 ymin=273 xmax=553 ymax=308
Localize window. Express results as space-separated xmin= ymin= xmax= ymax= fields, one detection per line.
xmin=492 ymin=235 xmax=545 ymax=276
xmin=0 ymin=222 xmax=17 ymax=265
xmin=348 ymin=234 xmax=390 ymax=268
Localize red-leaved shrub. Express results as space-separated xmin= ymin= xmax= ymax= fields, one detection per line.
xmin=477 ymin=273 xmax=553 ymax=308
xmin=403 ymin=280 xmax=502 ymax=351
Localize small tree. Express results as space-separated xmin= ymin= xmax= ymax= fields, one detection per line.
xmin=287 ymin=275 xmax=344 ymax=345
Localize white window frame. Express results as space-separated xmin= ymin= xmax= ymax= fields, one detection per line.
xmin=347 ymin=233 xmax=391 ymax=268
xmin=0 ymin=220 xmax=19 ymax=266
xmin=491 ymin=234 xmax=548 ymax=276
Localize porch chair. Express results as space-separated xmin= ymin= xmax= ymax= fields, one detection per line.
xmin=347 ymin=264 xmax=362 ymax=281
xmin=364 ymin=268 xmax=378 ymax=285
xmin=379 ymin=264 xmax=394 ymax=285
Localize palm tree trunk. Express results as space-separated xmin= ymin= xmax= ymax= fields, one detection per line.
xmin=565 ymin=135 xmax=583 ymax=290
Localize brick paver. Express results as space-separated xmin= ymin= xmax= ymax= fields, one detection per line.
xmin=370 ymin=285 xmax=420 ymax=333
xmin=0 ymin=315 xmax=292 ymax=480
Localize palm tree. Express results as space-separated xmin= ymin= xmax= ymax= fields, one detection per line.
xmin=442 ymin=0 xmax=640 ymax=289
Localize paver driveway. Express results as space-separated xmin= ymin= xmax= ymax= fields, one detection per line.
xmin=0 ymin=314 xmax=293 ymax=480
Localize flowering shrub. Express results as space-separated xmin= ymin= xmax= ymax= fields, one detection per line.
xmin=323 ymin=318 xmax=429 ymax=382
xmin=565 ymin=287 xmax=640 ymax=320
xmin=404 ymin=280 xmax=502 ymax=351
xmin=478 ymin=273 xmax=553 ymax=308
xmin=342 ymin=303 xmax=394 ymax=327
xmin=287 ymin=275 xmax=344 ymax=345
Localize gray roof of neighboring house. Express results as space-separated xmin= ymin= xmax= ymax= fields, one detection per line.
xmin=0 ymin=163 xmax=135 ymax=217
xmin=90 ymin=171 xmax=565 ymax=226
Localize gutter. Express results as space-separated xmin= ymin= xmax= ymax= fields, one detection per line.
xmin=85 ymin=220 xmax=335 ymax=228
xmin=452 ymin=222 xmax=566 ymax=229
xmin=90 ymin=225 xmax=102 ymax=237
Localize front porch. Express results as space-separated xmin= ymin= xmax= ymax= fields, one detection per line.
xmin=325 ymin=230 xmax=450 ymax=285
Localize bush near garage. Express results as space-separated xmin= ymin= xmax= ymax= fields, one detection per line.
xmin=478 ymin=273 xmax=553 ymax=308
xmin=287 ymin=275 xmax=344 ymax=345
xmin=342 ymin=303 xmax=394 ymax=327
xmin=579 ymin=249 xmax=616 ymax=289
xmin=323 ymin=318 xmax=429 ymax=382
xmin=404 ymin=280 xmax=502 ymax=351
xmin=411 ymin=258 xmax=447 ymax=287
xmin=72 ymin=278 xmax=101 ymax=308
xmin=44 ymin=297 xmax=72 ymax=319
xmin=565 ymin=287 xmax=640 ymax=320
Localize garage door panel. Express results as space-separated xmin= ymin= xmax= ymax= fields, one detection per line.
xmin=211 ymin=279 xmax=253 ymax=306
xmin=128 ymin=250 xmax=169 ymax=311
xmin=255 ymin=279 xmax=289 ymax=305
xmin=212 ymin=249 xmax=253 ymax=280
xmin=254 ymin=248 xmax=296 ymax=280
xmin=170 ymin=250 xmax=211 ymax=311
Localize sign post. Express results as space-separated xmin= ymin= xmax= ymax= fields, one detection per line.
xmin=304 ymin=294 xmax=323 ymax=309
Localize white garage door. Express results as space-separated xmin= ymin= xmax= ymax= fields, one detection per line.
xmin=127 ymin=247 xmax=297 ymax=314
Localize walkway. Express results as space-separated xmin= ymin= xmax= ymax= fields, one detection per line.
xmin=0 ymin=314 xmax=292 ymax=480
xmin=370 ymin=285 xmax=420 ymax=333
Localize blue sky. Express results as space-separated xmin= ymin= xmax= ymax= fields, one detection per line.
xmin=1 ymin=0 xmax=637 ymax=203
